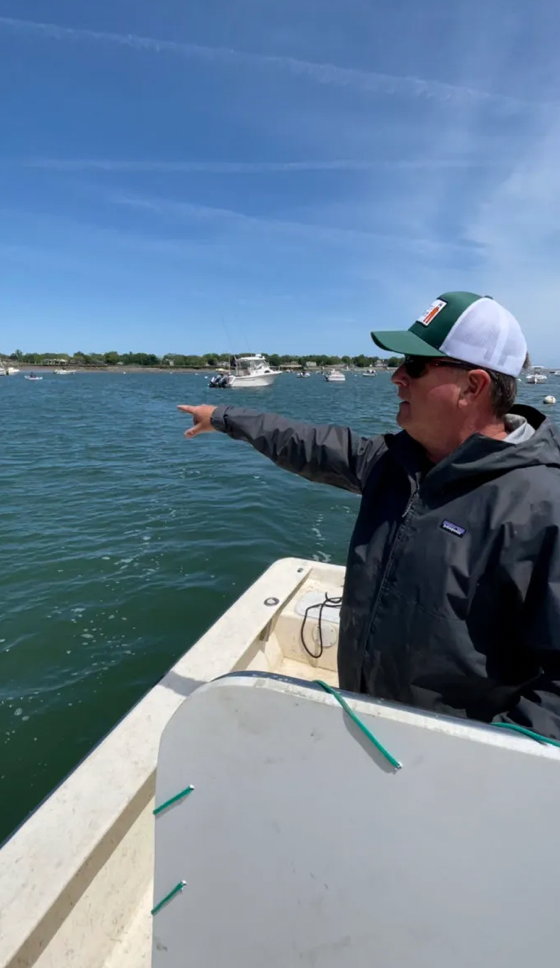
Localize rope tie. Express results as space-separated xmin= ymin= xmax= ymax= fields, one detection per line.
xmin=315 ymin=680 xmax=402 ymax=770
xmin=153 ymin=784 xmax=194 ymax=816
xmin=493 ymin=722 xmax=560 ymax=749
xmin=151 ymin=881 xmax=186 ymax=916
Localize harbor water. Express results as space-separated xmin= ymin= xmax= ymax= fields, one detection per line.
xmin=0 ymin=369 xmax=551 ymax=842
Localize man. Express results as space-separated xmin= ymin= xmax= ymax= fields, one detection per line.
xmin=179 ymin=291 xmax=560 ymax=739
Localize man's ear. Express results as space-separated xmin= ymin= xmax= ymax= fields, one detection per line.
xmin=460 ymin=369 xmax=491 ymax=406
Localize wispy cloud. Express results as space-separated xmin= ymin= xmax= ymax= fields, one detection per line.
xmin=109 ymin=190 xmax=476 ymax=256
xmin=16 ymin=157 xmax=505 ymax=173
xmin=0 ymin=16 xmax=532 ymax=112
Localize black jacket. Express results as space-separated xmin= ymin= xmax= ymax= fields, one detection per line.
xmin=211 ymin=403 xmax=560 ymax=738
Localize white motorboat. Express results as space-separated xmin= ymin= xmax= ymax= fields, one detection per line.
xmin=297 ymin=371 xmax=311 ymax=379
xmin=24 ymin=374 xmax=43 ymax=381
xmin=4 ymin=365 xmax=20 ymax=376
xmin=325 ymin=369 xmax=346 ymax=382
xmin=1 ymin=555 xmax=559 ymax=968
xmin=53 ymin=368 xmax=76 ymax=375
xmin=526 ymin=372 xmax=548 ymax=384
xmin=227 ymin=355 xmax=280 ymax=388
xmin=362 ymin=367 xmax=377 ymax=377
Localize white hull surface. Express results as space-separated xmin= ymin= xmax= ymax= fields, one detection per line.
xmin=526 ymin=374 xmax=547 ymax=384
xmin=228 ymin=372 xmax=277 ymax=388
xmin=2 ymin=557 xmax=559 ymax=967
xmin=222 ymin=354 xmax=280 ymax=389
xmin=325 ymin=371 xmax=345 ymax=382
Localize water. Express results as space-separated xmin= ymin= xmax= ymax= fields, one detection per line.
xmin=0 ymin=369 xmax=552 ymax=844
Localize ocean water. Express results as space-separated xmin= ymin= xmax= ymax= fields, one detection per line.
xmin=0 ymin=369 xmax=553 ymax=843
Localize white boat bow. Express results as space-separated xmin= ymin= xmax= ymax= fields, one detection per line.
xmin=1 ymin=557 xmax=559 ymax=967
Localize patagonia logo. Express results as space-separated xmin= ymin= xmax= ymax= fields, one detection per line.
xmin=441 ymin=520 xmax=466 ymax=537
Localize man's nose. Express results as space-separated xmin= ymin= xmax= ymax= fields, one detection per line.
xmin=392 ymin=364 xmax=408 ymax=387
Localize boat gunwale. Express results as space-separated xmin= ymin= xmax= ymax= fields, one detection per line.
xmin=0 ymin=556 xmax=320 ymax=968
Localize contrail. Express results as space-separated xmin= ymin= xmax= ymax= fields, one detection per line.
xmin=18 ymin=158 xmax=501 ymax=173
xmin=0 ymin=16 xmax=529 ymax=111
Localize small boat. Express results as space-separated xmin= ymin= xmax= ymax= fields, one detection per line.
xmin=227 ymin=355 xmax=280 ymax=388
xmin=2 ymin=556 xmax=560 ymax=967
xmin=53 ymin=368 xmax=76 ymax=376
xmin=362 ymin=367 xmax=377 ymax=377
xmin=5 ymin=366 xmax=19 ymax=376
xmin=526 ymin=373 xmax=548 ymax=384
xmin=325 ymin=369 xmax=346 ymax=382
xmin=24 ymin=374 xmax=43 ymax=381
xmin=297 ymin=371 xmax=311 ymax=379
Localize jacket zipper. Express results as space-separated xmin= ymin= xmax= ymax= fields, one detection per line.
xmin=357 ymin=489 xmax=419 ymax=668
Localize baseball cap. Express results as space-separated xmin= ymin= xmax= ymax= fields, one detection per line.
xmin=371 ymin=291 xmax=527 ymax=377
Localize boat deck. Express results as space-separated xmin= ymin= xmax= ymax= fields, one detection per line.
xmin=0 ymin=557 xmax=344 ymax=968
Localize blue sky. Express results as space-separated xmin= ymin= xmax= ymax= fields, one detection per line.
xmin=1 ymin=0 xmax=559 ymax=359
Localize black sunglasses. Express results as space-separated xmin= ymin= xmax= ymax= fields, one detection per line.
xmin=402 ymin=356 xmax=476 ymax=379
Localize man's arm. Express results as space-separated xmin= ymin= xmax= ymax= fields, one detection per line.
xmin=178 ymin=404 xmax=387 ymax=494
xmin=494 ymin=526 xmax=560 ymax=740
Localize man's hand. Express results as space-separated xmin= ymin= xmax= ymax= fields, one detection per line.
xmin=177 ymin=404 xmax=217 ymax=438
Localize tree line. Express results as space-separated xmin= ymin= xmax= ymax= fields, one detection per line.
xmin=6 ymin=349 xmax=403 ymax=369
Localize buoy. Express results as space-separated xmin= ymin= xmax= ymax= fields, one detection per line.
xmin=543 ymin=395 xmax=556 ymax=405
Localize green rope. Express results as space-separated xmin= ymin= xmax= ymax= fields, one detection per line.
xmin=493 ymin=722 xmax=560 ymax=750
xmin=153 ymin=785 xmax=194 ymax=816
xmin=151 ymin=880 xmax=186 ymax=916
xmin=314 ymin=680 xmax=402 ymax=770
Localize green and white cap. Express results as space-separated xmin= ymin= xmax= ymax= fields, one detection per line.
xmin=371 ymin=291 xmax=527 ymax=377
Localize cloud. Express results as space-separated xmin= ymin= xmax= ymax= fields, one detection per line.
xmin=108 ymin=190 xmax=476 ymax=257
xmin=0 ymin=16 xmax=532 ymax=112
xmin=16 ymin=157 xmax=504 ymax=173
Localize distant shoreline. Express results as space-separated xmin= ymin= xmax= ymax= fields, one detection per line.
xmin=13 ymin=365 xmax=213 ymax=374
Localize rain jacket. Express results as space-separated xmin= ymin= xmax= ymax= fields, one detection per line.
xmin=211 ymin=403 xmax=560 ymax=739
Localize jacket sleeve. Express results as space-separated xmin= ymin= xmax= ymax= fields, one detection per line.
xmin=494 ymin=526 xmax=560 ymax=739
xmin=211 ymin=405 xmax=386 ymax=494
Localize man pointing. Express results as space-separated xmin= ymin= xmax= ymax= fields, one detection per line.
xmin=179 ymin=291 xmax=560 ymax=739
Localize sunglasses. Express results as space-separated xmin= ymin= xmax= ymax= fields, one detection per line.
xmin=402 ymin=356 xmax=476 ymax=380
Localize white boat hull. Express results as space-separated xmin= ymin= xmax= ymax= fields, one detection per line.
xmin=228 ymin=373 xmax=278 ymax=388
xmin=153 ymin=674 xmax=560 ymax=967
xmin=3 ymin=556 xmax=558 ymax=967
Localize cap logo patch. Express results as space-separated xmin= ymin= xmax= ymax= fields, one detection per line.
xmin=417 ymin=298 xmax=447 ymax=326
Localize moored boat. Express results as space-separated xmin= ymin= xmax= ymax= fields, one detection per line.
xmin=227 ymin=354 xmax=280 ymax=388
